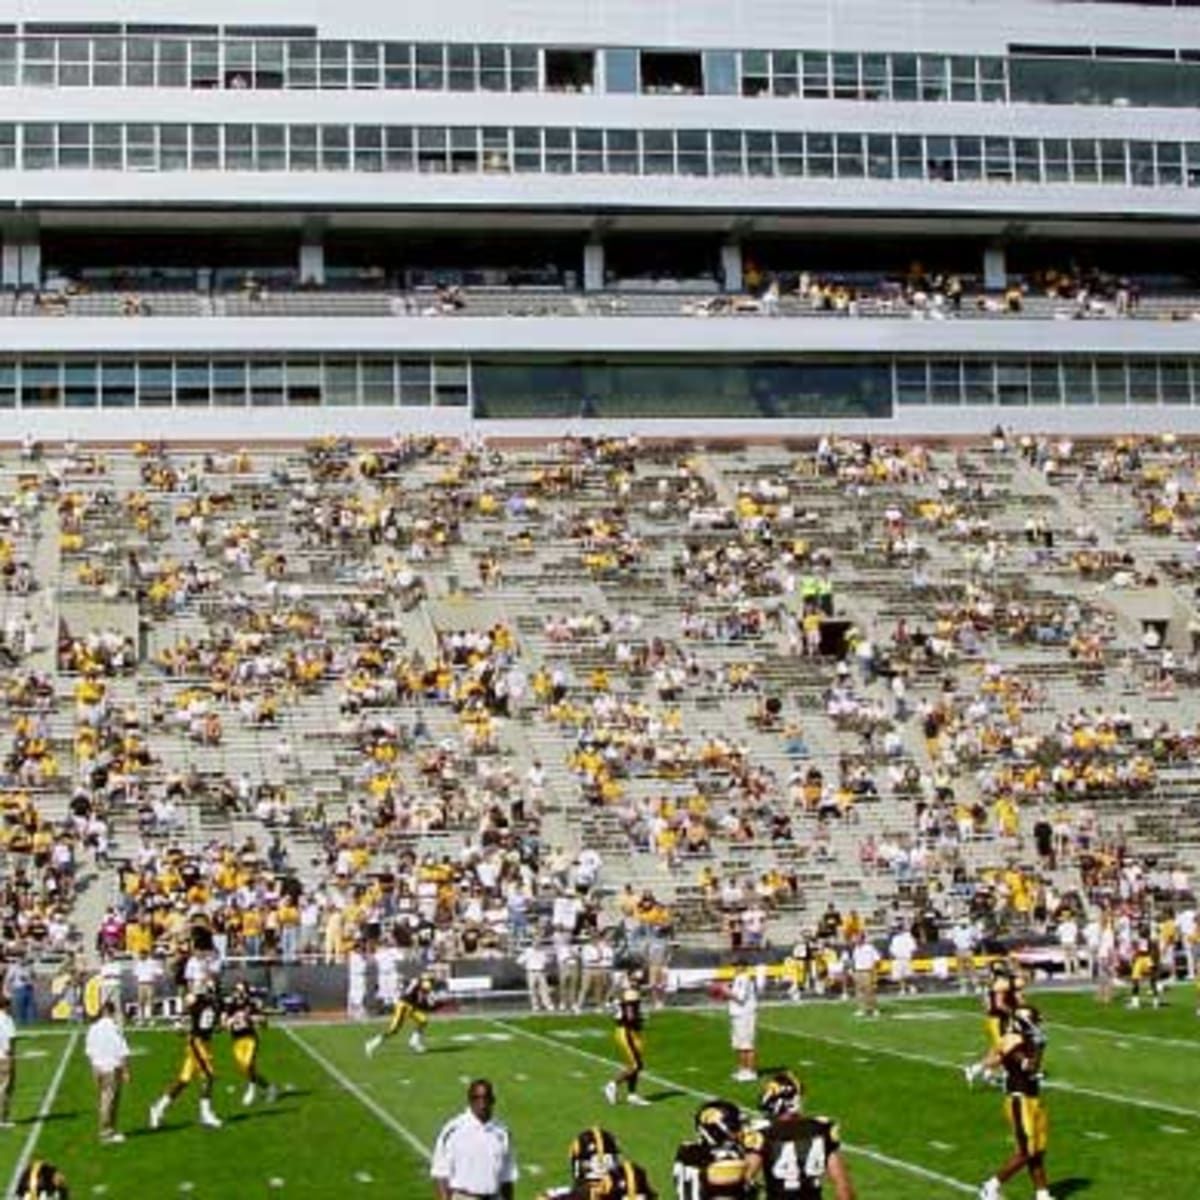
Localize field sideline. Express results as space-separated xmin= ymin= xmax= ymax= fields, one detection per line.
xmin=0 ymin=990 xmax=1195 ymax=1198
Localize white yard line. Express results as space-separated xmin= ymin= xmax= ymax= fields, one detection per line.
xmin=280 ymin=1025 xmax=430 ymax=1159
xmin=7 ymin=1031 xmax=78 ymax=1200
xmin=745 ymin=1012 xmax=1200 ymax=1121
xmin=493 ymin=1019 xmax=976 ymax=1195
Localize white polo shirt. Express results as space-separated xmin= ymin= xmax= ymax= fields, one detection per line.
xmin=0 ymin=1010 xmax=14 ymax=1058
xmin=430 ymin=1108 xmax=518 ymax=1196
xmin=85 ymin=1016 xmax=130 ymax=1073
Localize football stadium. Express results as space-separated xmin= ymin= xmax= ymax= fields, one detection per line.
xmin=0 ymin=0 xmax=1196 ymax=1197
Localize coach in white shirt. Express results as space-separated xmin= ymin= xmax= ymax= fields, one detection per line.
xmin=0 ymin=996 xmax=15 ymax=1127
xmin=85 ymin=1000 xmax=131 ymax=1143
xmin=431 ymin=1077 xmax=518 ymax=1200
xmin=728 ymin=963 xmax=758 ymax=1081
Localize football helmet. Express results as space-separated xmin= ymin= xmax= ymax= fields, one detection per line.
xmin=760 ymin=1070 xmax=803 ymax=1118
xmin=569 ymin=1127 xmax=621 ymax=1181
xmin=694 ymin=1099 xmax=743 ymax=1147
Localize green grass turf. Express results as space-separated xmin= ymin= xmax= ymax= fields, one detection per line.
xmin=5 ymin=988 xmax=1199 ymax=1198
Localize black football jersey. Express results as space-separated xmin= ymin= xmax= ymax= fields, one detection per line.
xmin=757 ymin=1115 xmax=841 ymax=1199
xmin=673 ymin=1140 xmax=752 ymax=1199
xmin=188 ymin=991 xmax=220 ymax=1041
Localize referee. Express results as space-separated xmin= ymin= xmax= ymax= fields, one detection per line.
xmin=431 ymin=1077 xmax=518 ymax=1200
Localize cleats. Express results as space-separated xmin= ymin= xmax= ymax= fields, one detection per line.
xmin=148 ymin=1099 xmax=167 ymax=1130
xmin=603 ymin=1081 xmax=617 ymax=1105
xmin=627 ymin=1093 xmax=651 ymax=1107
xmin=364 ymin=1035 xmax=382 ymax=1058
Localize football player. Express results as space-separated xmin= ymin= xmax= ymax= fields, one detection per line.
xmin=978 ymin=1004 xmax=1052 ymax=1200
xmin=225 ymin=980 xmax=277 ymax=1106
xmin=538 ymin=1127 xmax=656 ymax=1199
xmin=744 ymin=1071 xmax=855 ymax=1200
xmin=604 ymin=969 xmax=650 ymax=1107
xmin=673 ymin=1099 xmax=755 ymax=1199
xmin=1127 ymin=932 xmax=1162 ymax=1009
xmin=964 ymin=962 xmax=1018 ymax=1087
xmin=365 ymin=971 xmax=438 ymax=1057
xmin=148 ymin=981 xmax=222 ymax=1130
xmin=14 ymin=1160 xmax=68 ymax=1200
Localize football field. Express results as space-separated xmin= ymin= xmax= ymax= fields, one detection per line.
xmin=2 ymin=989 xmax=1197 ymax=1198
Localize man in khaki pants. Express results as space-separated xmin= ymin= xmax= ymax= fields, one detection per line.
xmin=85 ymin=1000 xmax=131 ymax=1143
xmin=0 ymin=995 xmax=15 ymax=1127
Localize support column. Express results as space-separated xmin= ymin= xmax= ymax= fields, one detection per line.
xmin=299 ymin=237 xmax=326 ymax=287
xmin=583 ymin=239 xmax=605 ymax=292
xmin=720 ymin=241 xmax=743 ymax=293
xmin=983 ymin=245 xmax=1007 ymax=291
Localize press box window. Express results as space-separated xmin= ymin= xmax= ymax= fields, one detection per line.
xmin=545 ymin=49 xmax=594 ymax=92
xmin=640 ymin=50 xmax=701 ymax=95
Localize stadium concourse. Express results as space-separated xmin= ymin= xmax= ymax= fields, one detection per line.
xmin=0 ymin=430 xmax=1196 ymax=1020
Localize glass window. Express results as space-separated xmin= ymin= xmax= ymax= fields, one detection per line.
xmin=57 ymin=122 xmax=90 ymax=169
xmin=833 ymin=53 xmax=860 ymax=99
xmin=776 ymin=132 xmax=803 ymax=177
xmin=1071 ymin=139 xmax=1099 ymax=184
xmin=950 ymin=56 xmax=977 ymax=102
xmin=138 ymin=362 xmax=173 ymax=407
xmin=434 ymin=362 xmax=470 ymax=407
xmin=158 ymin=39 xmax=187 ymax=88
xmin=605 ymin=48 xmax=637 ymax=93
xmin=712 ymin=130 xmax=742 ymax=176
xmin=773 ymin=50 xmax=799 ymax=98
xmin=897 ymin=135 xmax=924 ymax=180
xmin=450 ymin=125 xmax=478 ymax=173
xmin=23 ymin=123 xmax=54 ymax=171
xmin=0 ymin=362 xmax=14 ymax=408
xmin=189 ymin=39 xmax=219 ymax=90
xmin=1188 ymin=143 xmax=1200 ymax=188
xmin=955 ymin=136 xmax=982 ymax=181
xmin=224 ymin=124 xmax=253 ymax=171
xmin=22 ymin=38 xmax=55 ymax=87
xmin=416 ymin=41 xmax=446 ymax=89
xmin=704 ymin=50 xmax=737 ymax=95
xmin=1130 ymin=141 xmax=1155 ymax=187
xmin=1043 ymin=139 xmax=1069 ymax=183
xmin=361 ymin=361 xmax=395 ymax=406
xmin=1129 ymin=361 xmax=1160 ymax=405
xmin=225 ymin=41 xmax=253 ymax=90
xmin=980 ymin=57 xmax=1006 ymax=102
xmin=605 ymin=128 xmax=638 ymax=174
xmin=746 ymin=131 xmax=773 ymax=177
xmin=289 ymin=125 xmax=318 ymax=171
xmin=1062 ymin=362 xmax=1095 ymax=404
xmin=895 ymin=363 xmax=928 ymax=406
xmin=513 ymin=127 xmax=541 ymax=172
xmin=997 ymin=362 xmax=1029 ymax=406
xmin=0 ymin=123 xmax=14 ymax=170
xmin=1100 ymin=139 xmax=1127 ymax=185
xmin=100 ymin=361 xmax=135 ymax=407
xmin=57 ymin=38 xmax=90 ymax=88
xmin=862 ymin=54 xmax=888 ymax=100
xmin=642 ymin=129 xmax=673 ymax=175
xmin=677 ymin=129 xmax=708 ymax=176
xmin=325 ymin=361 xmax=359 ymax=406
xmin=984 ymin=137 xmax=1013 ymax=182
xmin=1096 ymin=361 xmax=1127 ymax=405
xmin=919 ymin=55 xmax=947 ymax=101
xmin=1161 ymin=363 xmax=1191 ymax=405
xmin=0 ymin=39 xmax=18 ymax=88
xmin=478 ymin=44 xmax=505 ymax=92
xmin=867 ymin=134 xmax=894 ymax=179
xmin=400 ymin=360 xmax=432 ymax=406
xmin=176 ymin=361 xmax=211 ymax=407
xmin=250 ymin=361 xmax=284 ymax=406
xmin=160 ymin=124 xmax=189 ymax=171
xmin=801 ymin=51 xmax=827 ymax=98
xmin=354 ymin=125 xmax=383 ymax=172
xmin=963 ymin=362 xmax=995 ymax=404
xmin=385 ymin=125 xmax=414 ymax=171
xmin=384 ymin=42 xmax=412 ymax=90
xmin=64 ymin=362 xmax=97 ymax=408
xmin=417 ymin=126 xmax=448 ymax=173
xmin=807 ymin=133 xmax=834 ymax=179
xmin=510 ymin=46 xmax=537 ymax=92
xmin=352 ymin=41 xmax=381 ymax=90
xmin=575 ymin=128 xmax=603 ymax=174
xmin=319 ymin=41 xmax=349 ymax=89
xmin=927 ymin=135 xmax=953 ymax=182
xmin=212 ymin=362 xmax=247 ymax=406
xmin=1030 ymin=363 xmax=1063 ymax=405
xmin=286 ymin=41 xmax=317 ymax=90
xmin=286 ymin=361 xmax=322 ymax=406
xmin=1158 ymin=141 xmax=1183 ymax=186
xmin=741 ymin=49 xmax=769 ymax=97
xmin=892 ymin=53 xmax=917 ymax=101
xmin=930 ymin=361 xmax=962 ymax=405
xmin=1014 ymin=138 xmax=1040 ymax=183
xmin=94 ymin=37 xmax=123 ymax=87
xmin=447 ymin=43 xmax=475 ymax=92
xmin=21 ymin=362 xmax=60 ymax=408
xmin=540 ymin=126 xmax=569 ymax=173
xmin=321 ymin=125 xmax=350 ymax=171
